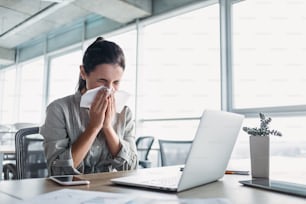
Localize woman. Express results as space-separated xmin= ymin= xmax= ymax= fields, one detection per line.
xmin=40 ymin=37 xmax=138 ymax=175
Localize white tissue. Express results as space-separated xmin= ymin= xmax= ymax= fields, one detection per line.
xmin=80 ymin=86 xmax=130 ymax=113
xmin=113 ymin=90 xmax=131 ymax=112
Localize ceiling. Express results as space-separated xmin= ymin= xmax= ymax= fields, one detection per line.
xmin=0 ymin=0 xmax=152 ymax=64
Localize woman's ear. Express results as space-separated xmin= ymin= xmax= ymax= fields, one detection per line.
xmin=80 ymin=65 xmax=86 ymax=80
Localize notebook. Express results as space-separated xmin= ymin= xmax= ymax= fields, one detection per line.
xmin=111 ymin=110 xmax=244 ymax=192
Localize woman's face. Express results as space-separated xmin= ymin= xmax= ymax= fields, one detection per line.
xmin=80 ymin=63 xmax=124 ymax=92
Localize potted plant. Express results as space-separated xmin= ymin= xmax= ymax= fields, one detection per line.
xmin=243 ymin=113 xmax=282 ymax=178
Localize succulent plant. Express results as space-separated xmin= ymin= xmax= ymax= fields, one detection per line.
xmin=243 ymin=113 xmax=282 ymax=137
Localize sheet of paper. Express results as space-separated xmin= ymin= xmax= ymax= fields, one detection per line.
xmin=13 ymin=189 xmax=232 ymax=204
xmin=80 ymin=86 xmax=130 ymax=113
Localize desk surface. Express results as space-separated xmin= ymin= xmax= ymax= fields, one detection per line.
xmin=0 ymin=166 xmax=306 ymax=204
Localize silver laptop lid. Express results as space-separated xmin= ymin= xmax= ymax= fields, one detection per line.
xmin=177 ymin=110 xmax=244 ymax=192
xmin=110 ymin=110 xmax=244 ymax=192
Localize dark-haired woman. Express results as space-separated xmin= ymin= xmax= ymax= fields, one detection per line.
xmin=40 ymin=37 xmax=138 ymax=175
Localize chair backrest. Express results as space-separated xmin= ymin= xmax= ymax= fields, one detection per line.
xmin=136 ymin=136 xmax=155 ymax=161
xmin=15 ymin=127 xmax=48 ymax=179
xmin=13 ymin=123 xmax=37 ymax=130
xmin=159 ymin=139 xmax=193 ymax=166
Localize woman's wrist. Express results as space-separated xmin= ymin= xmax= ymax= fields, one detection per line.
xmin=103 ymin=125 xmax=114 ymax=135
xmin=86 ymin=123 xmax=102 ymax=135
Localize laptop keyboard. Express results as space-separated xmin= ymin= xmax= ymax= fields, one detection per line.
xmin=139 ymin=175 xmax=180 ymax=187
xmin=149 ymin=176 xmax=179 ymax=187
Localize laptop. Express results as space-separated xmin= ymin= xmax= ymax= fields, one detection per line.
xmin=111 ymin=110 xmax=244 ymax=192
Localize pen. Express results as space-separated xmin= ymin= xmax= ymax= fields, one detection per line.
xmin=225 ymin=170 xmax=249 ymax=175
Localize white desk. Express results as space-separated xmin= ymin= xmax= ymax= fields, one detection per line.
xmin=0 ymin=166 xmax=306 ymax=204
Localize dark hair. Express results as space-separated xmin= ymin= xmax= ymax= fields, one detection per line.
xmin=78 ymin=37 xmax=125 ymax=92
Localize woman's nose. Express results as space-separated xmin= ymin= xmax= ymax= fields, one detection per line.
xmin=104 ymin=84 xmax=114 ymax=92
xmin=104 ymin=83 xmax=112 ymax=89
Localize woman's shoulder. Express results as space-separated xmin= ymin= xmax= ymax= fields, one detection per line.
xmin=47 ymin=93 xmax=79 ymax=110
xmin=120 ymin=105 xmax=132 ymax=114
xmin=117 ymin=106 xmax=133 ymax=121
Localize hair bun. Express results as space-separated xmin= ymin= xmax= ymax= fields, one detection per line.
xmin=95 ymin=37 xmax=104 ymax=42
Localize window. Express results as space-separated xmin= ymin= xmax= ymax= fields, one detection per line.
xmin=0 ymin=67 xmax=17 ymax=124
xmin=231 ymin=0 xmax=306 ymax=174
xmin=140 ymin=120 xmax=199 ymax=141
xmin=232 ymin=0 xmax=306 ymax=108
xmin=18 ymin=58 xmax=44 ymax=123
xmin=48 ymin=50 xmax=82 ymax=103
xmin=134 ymin=4 xmax=220 ymax=166
xmin=140 ymin=4 xmax=221 ymax=119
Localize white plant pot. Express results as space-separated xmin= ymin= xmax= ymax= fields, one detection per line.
xmin=250 ymin=136 xmax=270 ymax=178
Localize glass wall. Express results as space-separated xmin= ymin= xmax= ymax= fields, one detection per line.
xmin=139 ymin=4 xmax=221 ymax=120
xmin=0 ymin=0 xmax=305 ymax=172
xmin=232 ymin=0 xmax=306 ymax=108
xmin=137 ymin=4 xmax=220 ymax=147
xmin=0 ymin=66 xmax=17 ymax=124
xmin=231 ymin=0 xmax=306 ymax=173
xmin=18 ymin=58 xmax=44 ymax=123
xmin=48 ymin=50 xmax=82 ymax=104
xmin=0 ymin=59 xmax=44 ymax=125
xmin=0 ymin=3 xmax=221 ymax=129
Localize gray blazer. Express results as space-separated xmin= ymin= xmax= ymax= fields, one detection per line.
xmin=40 ymin=91 xmax=138 ymax=176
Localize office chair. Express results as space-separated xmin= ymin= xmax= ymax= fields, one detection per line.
xmin=15 ymin=127 xmax=48 ymax=179
xmin=2 ymin=163 xmax=17 ymax=180
xmin=1 ymin=124 xmax=16 ymax=180
xmin=13 ymin=122 xmax=37 ymax=130
xmin=158 ymin=139 xmax=193 ymax=166
xmin=136 ymin=136 xmax=155 ymax=168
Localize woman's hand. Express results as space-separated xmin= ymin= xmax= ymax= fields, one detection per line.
xmin=88 ymin=88 xmax=109 ymax=131
xmin=103 ymin=93 xmax=116 ymax=129
xmin=102 ymin=93 xmax=121 ymax=156
xmin=72 ymin=88 xmax=116 ymax=168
